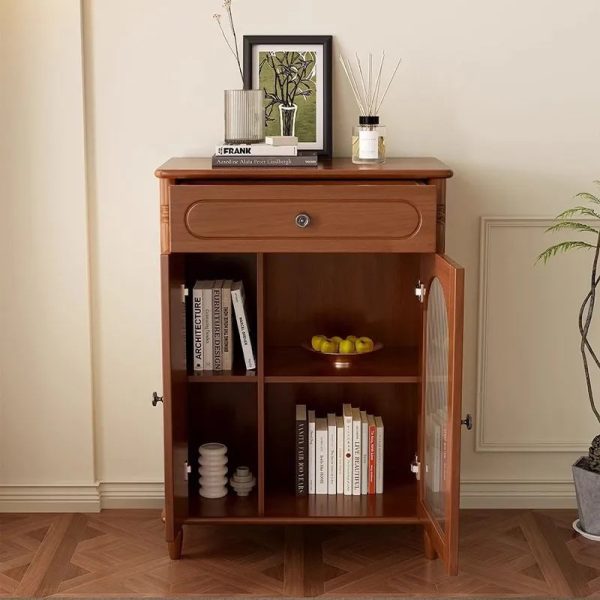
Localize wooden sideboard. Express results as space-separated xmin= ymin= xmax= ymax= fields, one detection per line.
xmin=155 ymin=157 xmax=465 ymax=575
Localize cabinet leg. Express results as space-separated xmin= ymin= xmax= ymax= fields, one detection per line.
xmin=168 ymin=528 xmax=183 ymax=560
xmin=423 ymin=529 xmax=437 ymax=560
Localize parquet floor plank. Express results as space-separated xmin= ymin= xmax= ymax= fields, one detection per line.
xmin=1 ymin=508 xmax=600 ymax=597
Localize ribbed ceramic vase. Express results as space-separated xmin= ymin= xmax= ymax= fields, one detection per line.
xmin=224 ymin=89 xmax=264 ymax=144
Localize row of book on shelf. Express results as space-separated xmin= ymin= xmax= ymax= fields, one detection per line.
xmin=192 ymin=280 xmax=255 ymax=371
xmin=295 ymin=404 xmax=384 ymax=496
xmin=213 ymin=136 xmax=318 ymax=168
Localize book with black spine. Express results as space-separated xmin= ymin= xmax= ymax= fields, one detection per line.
xmin=231 ymin=281 xmax=256 ymax=370
xmin=212 ymin=280 xmax=224 ymax=371
xmin=221 ymin=280 xmax=233 ymax=371
xmin=215 ymin=143 xmax=297 ymax=156
xmin=212 ymin=155 xmax=318 ymax=168
xmin=295 ymin=405 xmax=308 ymax=496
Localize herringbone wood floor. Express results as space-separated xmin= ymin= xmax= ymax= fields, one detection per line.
xmin=0 ymin=509 xmax=598 ymax=597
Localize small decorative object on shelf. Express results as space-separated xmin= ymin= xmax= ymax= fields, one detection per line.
xmin=305 ymin=334 xmax=382 ymax=368
xmin=198 ymin=443 xmax=228 ymax=499
xmin=229 ymin=466 xmax=256 ymax=496
xmin=339 ymin=52 xmax=402 ymax=164
xmin=213 ymin=2 xmax=264 ymax=144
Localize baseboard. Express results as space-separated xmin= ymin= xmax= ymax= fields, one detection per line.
xmin=460 ymin=479 xmax=577 ymax=509
xmin=99 ymin=482 xmax=164 ymax=509
xmin=0 ymin=484 xmax=101 ymax=512
xmin=0 ymin=480 xmax=576 ymax=512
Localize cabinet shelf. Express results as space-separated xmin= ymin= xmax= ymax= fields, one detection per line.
xmin=264 ymin=346 xmax=420 ymax=383
xmin=188 ymin=370 xmax=257 ymax=383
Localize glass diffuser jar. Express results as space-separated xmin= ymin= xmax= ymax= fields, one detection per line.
xmin=352 ymin=116 xmax=386 ymax=164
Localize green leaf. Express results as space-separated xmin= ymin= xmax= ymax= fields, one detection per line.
xmin=576 ymin=191 xmax=600 ymax=204
xmin=537 ymin=241 xmax=594 ymax=264
xmin=556 ymin=206 xmax=600 ymax=220
xmin=545 ymin=221 xmax=599 ymax=235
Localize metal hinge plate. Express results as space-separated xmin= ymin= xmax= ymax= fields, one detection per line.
xmin=184 ymin=461 xmax=191 ymax=480
xmin=415 ymin=281 xmax=426 ymax=303
xmin=181 ymin=285 xmax=189 ymax=304
xmin=411 ymin=455 xmax=421 ymax=479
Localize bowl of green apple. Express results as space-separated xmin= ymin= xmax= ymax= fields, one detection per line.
xmin=303 ymin=335 xmax=382 ymax=369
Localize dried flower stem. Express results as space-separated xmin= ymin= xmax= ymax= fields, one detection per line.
xmin=213 ymin=2 xmax=243 ymax=86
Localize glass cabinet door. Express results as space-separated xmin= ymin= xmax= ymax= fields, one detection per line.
xmin=419 ymin=254 xmax=464 ymax=575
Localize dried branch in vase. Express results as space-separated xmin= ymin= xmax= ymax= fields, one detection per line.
xmin=213 ymin=0 xmax=244 ymax=85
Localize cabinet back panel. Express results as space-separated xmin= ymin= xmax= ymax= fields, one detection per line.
xmin=264 ymin=253 xmax=420 ymax=348
xmin=264 ymin=383 xmax=418 ymax=494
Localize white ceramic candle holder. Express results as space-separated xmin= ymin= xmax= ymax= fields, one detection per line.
xmin=198 ymin=443 xmax=228 ymax=499
xmin=229 ymin=466 xmax=256 ymax=497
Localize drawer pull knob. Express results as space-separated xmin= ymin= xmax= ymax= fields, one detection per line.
xmin=295 ymin=213 xmax=311 ymax=229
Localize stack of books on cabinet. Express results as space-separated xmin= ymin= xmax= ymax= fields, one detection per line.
xmin=192 ymin=280 xmax=255 ymax=372
xmin=295 ymin=404 xmax=384 ymax=496
xmin=212 ymin=136 xmax=317 ymax=168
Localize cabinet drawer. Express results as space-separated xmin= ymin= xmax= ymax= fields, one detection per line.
xmin=169 ymin=184 xmax=437 ymax=252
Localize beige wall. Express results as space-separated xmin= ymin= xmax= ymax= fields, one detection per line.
xmin=2 ymin=0 xmax=600 ymax=509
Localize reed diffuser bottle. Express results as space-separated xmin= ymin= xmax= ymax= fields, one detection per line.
xmin=340 ymin=52 xmax=401 ymax=165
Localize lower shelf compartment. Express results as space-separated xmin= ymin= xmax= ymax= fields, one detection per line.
xmin=188 ymin=492 xmax=259 ymax=521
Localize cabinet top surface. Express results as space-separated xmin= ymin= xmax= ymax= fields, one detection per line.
xmin=155 ymin=157 xmax=452 ymax=180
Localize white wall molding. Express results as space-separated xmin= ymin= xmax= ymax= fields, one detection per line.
xmin=0 ymin=482 xmax=164 ymax=512
xmin=460 ymin=478 xmax=576 ymax=509
xmin=476 ymin=217 xmax=592 ymax=453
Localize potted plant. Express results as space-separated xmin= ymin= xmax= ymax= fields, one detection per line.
xmin=539 ymin=184 xmax=600 ymax=538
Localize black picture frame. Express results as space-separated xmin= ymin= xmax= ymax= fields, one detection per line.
xmin=243 ymin=35 xmax=332 ymax=158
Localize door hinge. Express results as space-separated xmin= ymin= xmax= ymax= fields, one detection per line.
xmin=415 ymin=281 xmax=426 ymax=303
xmin=181 ymin=285 xmax=189 ymax=304
xmin=411 ymin=454 xmax=421 ymax=479
xmin=184 ymin=461 xmax=192 ymax=481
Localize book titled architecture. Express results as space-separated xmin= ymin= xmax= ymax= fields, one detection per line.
xmin=231 ymin=281 xmax=256 ymax=370
xmin=308 ymin=410 xmax=316 ymax=495
xmin=191 ymin=280 xmax=208 ymax=372
xmin=368 ymin=414 xmax=377 ymax=494
xmin=327 ymin=414 xmax=337 ymax=495
xmin=212 ymin=155 xmax=317 ymax=168
xmin=342 ymin=404 xmax=353 ymax=496
xmin=212 ymin=280 xmax=224 ymax=371
xmin=375 ymin=416 xmax=384 ymax=494
xmin=360 ymin=410 xmax=369 ymax=495
xmin=352 ymin=408 xmax=362 ymax=495
xmin=315 ymin=418 xmax=328 ymax=495
xmin=221 ymin=280 xmax=233 ymax=370
xmin=295 ymin=405 xmax=307 ymax=496
xmin=336 ymin=416 xmax=344 ymax=495
xmin=215 ymin=143 xmax=297 ymax=156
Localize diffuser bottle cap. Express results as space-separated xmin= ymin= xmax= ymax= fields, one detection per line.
xmin=359 ymin=115 xmax=380 ymax=125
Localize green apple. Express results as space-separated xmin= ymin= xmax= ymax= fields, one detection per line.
xmin=339 ymin=339 xmax=355 ymax=354
xmin=346 ymin=335 xmax=357 ymax=343
xmin=355 ymin=337 xmax=374 ymax=353
xmin=331 ymin=336 xmax=343 ymax=345
xmin=321 ymin=339 xmax=338 ymax=353
xmin=311 ymin=334 xmax=327 ymax=351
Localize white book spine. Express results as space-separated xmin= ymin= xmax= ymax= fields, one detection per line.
xmin=352 ymin=408 xmax=361 ymax=496
xmin=316 ymin=419 xmax=328 ymax=495
xmin=376 ymin=416 xmax=384 ymax=494
xmin=308 ymin=411 xmax=316 ymax=494
xmin=221 ymin=282 xmax=232 ymax=370
xmin=342 ymin=404 xmax=353 ymax=496
xmin=215 ymin=144 xmax=298 ymax=156
xmin=231 ymin=283 xmax=256 ymax=370
xmin=212 ymin=281 xmax=223 ymax=371
xmin=192 ymin=284 xmax=203 ymax=371
xmin=202 ymin=283 xmax=213 ymax=371
xmin=360 ymin=411 xmax=368 ymax=495
xmin=327 ymin=414 xmax=336 ymax=495
xmin=336 ymin=416 xmax=344 ymax=495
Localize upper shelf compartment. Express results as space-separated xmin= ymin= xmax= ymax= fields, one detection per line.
xmin=168 ymin=182 xmax=436 ymax=253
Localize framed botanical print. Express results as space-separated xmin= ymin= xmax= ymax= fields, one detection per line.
xmin=243 ymin=35 xmax=332 ymax=157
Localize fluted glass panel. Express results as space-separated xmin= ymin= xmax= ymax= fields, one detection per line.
xmin=424 ymin=277 xmax=449 ymax=531
xmin=224 ymin=89 xmax=264 ymax=144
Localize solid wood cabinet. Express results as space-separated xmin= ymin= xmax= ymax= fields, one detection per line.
xmin=155 ymin=157 xmax=464 ymax=575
